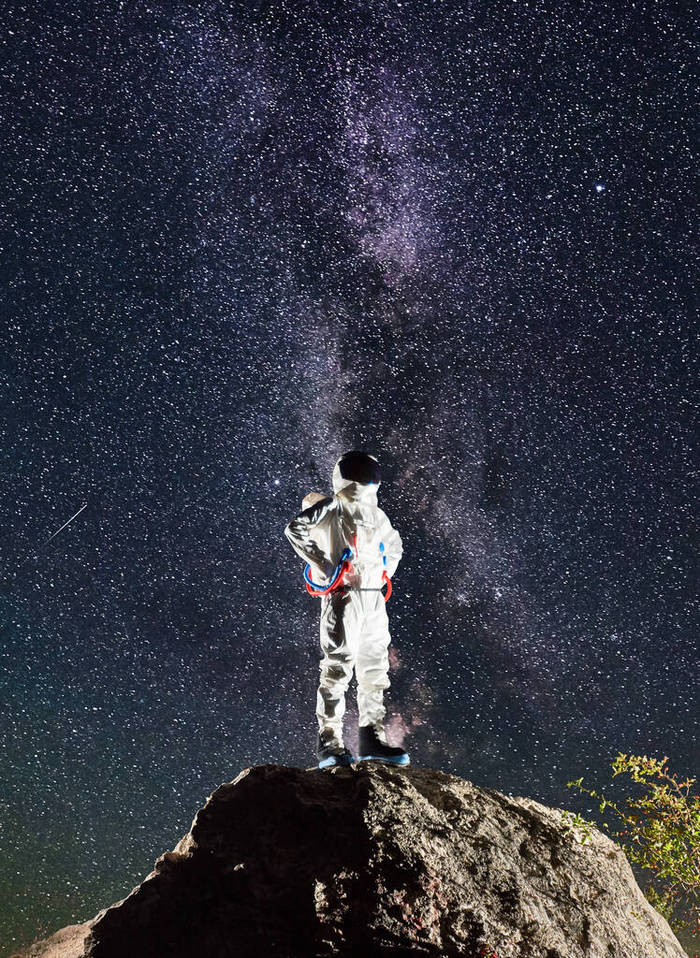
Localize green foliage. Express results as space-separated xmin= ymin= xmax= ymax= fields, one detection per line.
xmin=560 ymin=808 xmax=595 ymax=845
xmin=565 ymin=754 xmax=699 ymax=942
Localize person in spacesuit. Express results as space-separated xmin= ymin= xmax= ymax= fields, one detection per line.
xmin=284 ymin=451 xmax=409 ymax=769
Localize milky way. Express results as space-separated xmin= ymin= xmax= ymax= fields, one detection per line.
xmin=0 ymin=1 xmax=695 ymax=951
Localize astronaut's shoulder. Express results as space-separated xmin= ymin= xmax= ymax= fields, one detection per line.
xmin=301 ymin=494 xmax=335 ymax=516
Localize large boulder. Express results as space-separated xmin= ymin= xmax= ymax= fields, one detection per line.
xmin=19 ymin=763 xmax=685 ymax=957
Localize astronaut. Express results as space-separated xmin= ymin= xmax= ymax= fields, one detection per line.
xmin=284 ymin=451 xmax=409 ymax=768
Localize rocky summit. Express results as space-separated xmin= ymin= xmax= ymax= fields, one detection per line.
xmin=19 ymin=762 xmax=685 ymax=958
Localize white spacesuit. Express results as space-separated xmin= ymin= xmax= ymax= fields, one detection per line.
xmin=284 ymin=451 xmax=409 ymax=767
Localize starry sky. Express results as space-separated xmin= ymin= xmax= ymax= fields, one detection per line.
xmin=0 ymin=0 xmax=696 ymax=952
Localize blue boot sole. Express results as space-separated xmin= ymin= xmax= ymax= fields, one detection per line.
xmin=318 ymin=755 xmax=355 ymax=769
xmin=357 ymin=753 xmax=410 ymax=765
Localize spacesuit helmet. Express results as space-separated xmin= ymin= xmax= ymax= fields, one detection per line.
xmin=334 ymin=451 xmax=381 ymax=487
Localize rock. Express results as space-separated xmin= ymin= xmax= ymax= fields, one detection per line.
xmin=20 ymin=763 xmax=685 ymax=957
xmin=10 ymin=923 xmax=92 ymax=958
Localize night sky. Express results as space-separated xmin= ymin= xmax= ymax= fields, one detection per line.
xmin=0 ymin=1 xmax=696 ymax=953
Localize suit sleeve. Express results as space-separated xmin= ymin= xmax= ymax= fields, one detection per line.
xmin=284 ymin=496 xmax=336 ymax=579
xmin=379 ymin=510 xmax=403 ymax=579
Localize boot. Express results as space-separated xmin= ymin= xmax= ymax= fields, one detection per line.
xmin=317 ymin=734 xmax=355 ymax=769
xmin=358 ymin=725 xmax=410 ymax=765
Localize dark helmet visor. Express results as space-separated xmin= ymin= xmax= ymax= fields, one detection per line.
xmin=338 ymin=451 xmax=381 ymax=485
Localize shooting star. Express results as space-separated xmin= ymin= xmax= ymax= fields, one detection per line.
xmin=45 ymin=503 xmax=88 ymax=544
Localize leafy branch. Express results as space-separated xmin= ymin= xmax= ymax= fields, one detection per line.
xmin=565 ymin=754 xmax=699 ymax=940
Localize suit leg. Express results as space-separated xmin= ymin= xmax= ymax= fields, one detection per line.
xmin=355 ymin=591 xmax=392 ymax=731
xmin=316 ymin=591 xmax=359 ymax=748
